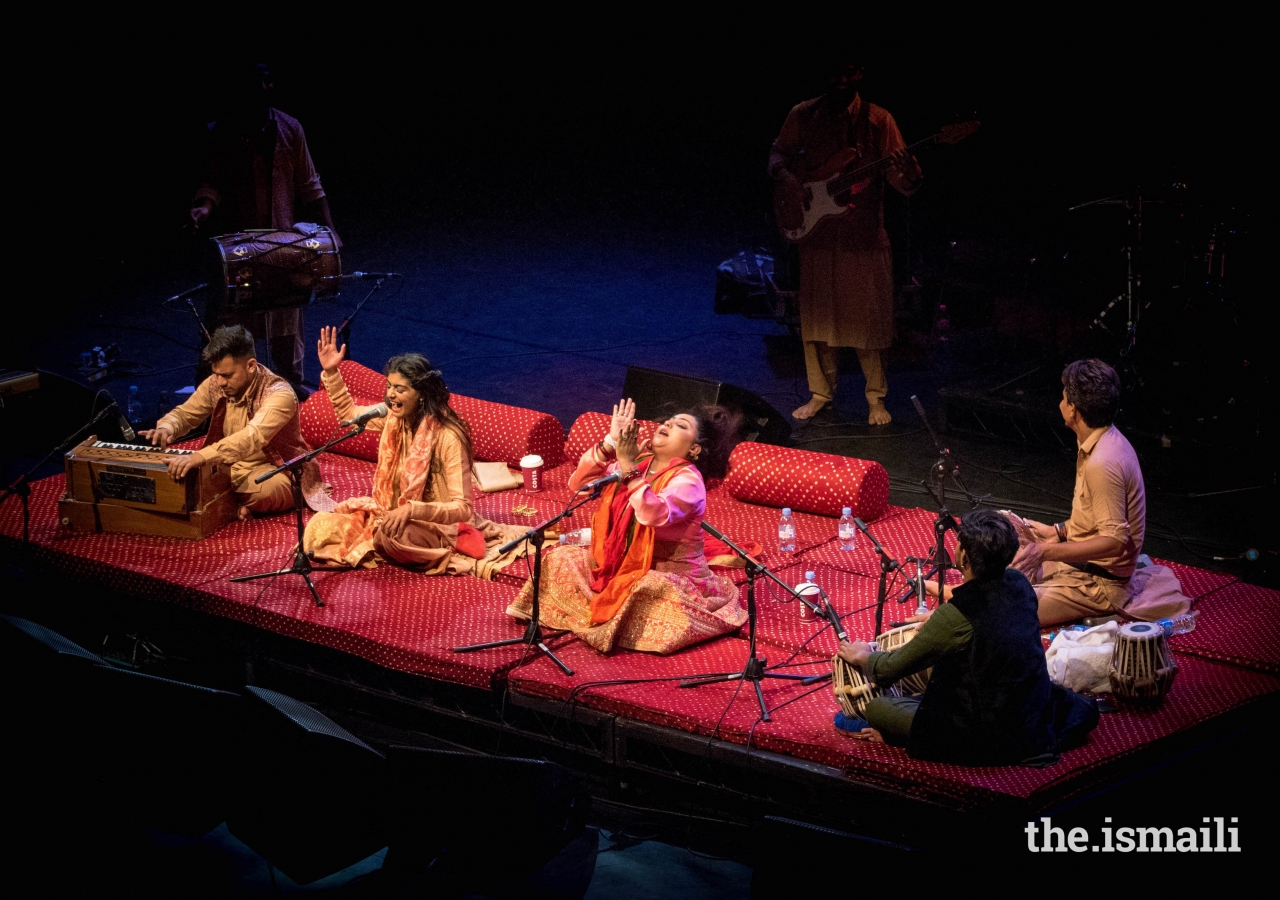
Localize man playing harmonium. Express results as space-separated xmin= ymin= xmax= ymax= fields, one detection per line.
xmin=140 ymin=326 xmax=328 ymax=521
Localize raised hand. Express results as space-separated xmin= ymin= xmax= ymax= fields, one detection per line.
xmin=616 ymin=420 xmax=641 ymax=469
xmin=317 ymin=325 xmax=346 ymax=375
xmin=609 ymin=398 xmax=636 ymax=444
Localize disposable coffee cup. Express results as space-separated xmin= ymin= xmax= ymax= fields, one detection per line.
xmin=520 ymin=454 xmax=545 ymax=492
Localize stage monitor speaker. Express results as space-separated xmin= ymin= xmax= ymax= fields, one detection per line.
xmin=85 ymin=664 xmax=241 ymax=837
xmin=226 ymin=685 xmax=387 ymax=885
xmin=622 ymin=366 xmax=791 ymax=446
xmin=380 ymin=746 xmax=592 ymax=895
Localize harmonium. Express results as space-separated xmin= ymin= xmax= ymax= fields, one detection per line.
xmin=58 ymin=437 xmax=236 ymax=540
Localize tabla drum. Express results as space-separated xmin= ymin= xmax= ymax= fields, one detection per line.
xmin=211 ymin=224 xmax=341 ymax=313
xmin=832 ymin=647 xmax=899 ymax=719
xmin=1109 ymin=621 xmax=1178 ymax=705
xmin=877 ymin=623 xmax=932 ymax=696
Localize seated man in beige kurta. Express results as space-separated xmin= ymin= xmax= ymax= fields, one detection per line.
xmin=140 ymin=326 xmax=324 ymax=521
xmin=1009 ymin=359 xmax=1190 ymax=626
xmin=769 ymin=60 xmax=922 ymax=425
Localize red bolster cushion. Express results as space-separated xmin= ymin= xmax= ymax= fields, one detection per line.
xmin=564 ymin=412 xmax=660 ymax=464
xmin=300 ymin=360 xmax=566 ymax=468
xmin=723 ymin=442 xmax=889 ymax=521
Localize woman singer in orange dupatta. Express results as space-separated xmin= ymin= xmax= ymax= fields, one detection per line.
xmin=302 ymin=327 xmax=527 ymax=578
xmin=507 ymin=399 xmax=746 ymax=654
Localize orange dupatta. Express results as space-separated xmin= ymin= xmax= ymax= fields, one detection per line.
xmin=587 ymin=455 xmax=690 ymax=625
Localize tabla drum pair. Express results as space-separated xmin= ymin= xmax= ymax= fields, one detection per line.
xmin=1109 ymin=621 xmax=1178 ymax=705
xmin=831 ymin=623 xmax=933 ymax=718
xmin=211 ymin=224 xmax=341 ymax=314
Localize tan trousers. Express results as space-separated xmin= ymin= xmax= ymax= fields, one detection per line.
xmin=1033 ymin=560 xmax=1131 ymax=626
xmin=803 ymin=342 xmax=888 ymax=408
xmin=236 ymin=468 xmax=295 ymax=516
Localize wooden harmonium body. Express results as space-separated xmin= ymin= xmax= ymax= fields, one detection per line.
xmin=58 ymin=437 xmax=235 ymax=540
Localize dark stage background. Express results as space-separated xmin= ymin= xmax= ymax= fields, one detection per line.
xmin=7 ymin=47 xmax=1273 ymax=573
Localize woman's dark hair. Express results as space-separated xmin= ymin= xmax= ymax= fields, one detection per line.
xmin=1061 ymin=358 xmax=1121 ymax=428
xmin=677 ymin=405 xmax=742 ymax=480
xmin=201 ymin=325 xmax=255 ymax=366
xmin=956 ymin=509 xmax=1020 ymax=580
xmin=384 ymin=353 xmax=472 ymax=460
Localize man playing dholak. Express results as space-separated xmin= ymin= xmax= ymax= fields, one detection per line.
xmin=140 ymin=326 xmax=330 ymax=522
xmin=769 ymin=60 xmax=922 ymax=424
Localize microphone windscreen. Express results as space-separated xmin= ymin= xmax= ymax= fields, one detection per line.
xmin=371 ymin=402 xmax=389 ymax=418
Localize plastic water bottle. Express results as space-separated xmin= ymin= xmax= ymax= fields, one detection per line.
xmin=838 ymin=507 xmax=857 ymax=551
xmin=126 ymin=385 xmax=141 ymax=427
xmin=796 ymin=570 xmax=823 ymax=621
xmin=1157 ymin=612 xmax=1197 ymax=637
xmin=559 ymin=528 xmax=592 ymax=547
xmin=778 ymin=508 xmax=796 ymax=553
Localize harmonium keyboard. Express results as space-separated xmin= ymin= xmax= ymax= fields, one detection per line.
xmin=58 ymin=437 xmax=236 ymax=540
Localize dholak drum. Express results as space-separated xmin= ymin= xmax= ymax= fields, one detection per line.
xmin=212 ymin=224 xmax=341 ymax=313
xmin=1109 ymin=621 xmax=1178 ymax=705
xmin=877 ymin=623 xmax=932 ymax=696
xmin=832 ymin=652 xmax=898 ymax=719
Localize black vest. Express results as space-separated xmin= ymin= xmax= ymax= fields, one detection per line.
xmin=909 ymin=570 xmax=1062 ymax=765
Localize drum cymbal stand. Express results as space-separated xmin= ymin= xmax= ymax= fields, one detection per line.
xmin=912 ymin=395 xmax=977 ymax=599
xmin=229 ymin=423 xmax=370 ymax=607
xmin=678 ymin=521 xmax=824 ymax=723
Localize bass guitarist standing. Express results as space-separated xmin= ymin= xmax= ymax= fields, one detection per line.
xmin=769 ymin=61 xmax=922 ymax=424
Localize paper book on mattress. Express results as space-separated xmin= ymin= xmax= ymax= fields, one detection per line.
xmin=473 ymin=462 xmax=522 ymax=493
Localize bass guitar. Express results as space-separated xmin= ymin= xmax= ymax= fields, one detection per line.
xmin=774 ymin=120 xmax=980 ymax=243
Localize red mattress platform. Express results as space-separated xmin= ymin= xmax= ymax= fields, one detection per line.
xmin=4 ymin=386 xmax=1277 ymax=814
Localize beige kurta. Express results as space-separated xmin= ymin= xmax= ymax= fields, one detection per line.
xmin=769 ymin=94 xmax=917 ymax=350
xmin=156 ymin=367 xmax=297 ymax=512
xmin=302 ymin=369 xmax=526 ymax=577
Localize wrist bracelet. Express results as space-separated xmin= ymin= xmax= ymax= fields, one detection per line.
xmin=1054 ymin=522 xmax=1067 ymax=543
xmin=620 ymin=466 xmax=640 ymax=482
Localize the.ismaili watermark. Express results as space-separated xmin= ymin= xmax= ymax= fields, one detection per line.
xmin=1026 ymin=817 xmax=1241 ymax=852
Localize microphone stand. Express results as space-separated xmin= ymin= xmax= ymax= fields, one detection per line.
xmin=2 ymin=403 xmax=122 ymax=563
xmin=911 ymin=395 xmax=976 ymax=599
xmin=677 ymin=521 xmax=821 ymax=723
xmin=337 ymin=277 xmax=385 ymax=361
xmin=451 ymin=486 xmax=602 ymax=676
xmin=229 ymin=423 xmax=370 ymax=607
xmin=852 ymin=517 xmax=902 ymax=637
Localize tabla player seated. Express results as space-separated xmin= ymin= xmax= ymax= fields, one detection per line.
xmin=835 ymin=509 xmax=1098 ymax=765
xmin=301 ymin=327 xmax=528 ymax=577
xmin=506 ymin=399 xmax=747 ymax=654
xmin=140 ymin=326 xmax=329 ymax=522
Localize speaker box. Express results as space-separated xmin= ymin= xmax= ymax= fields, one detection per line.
xmin=226 ymin=685 xmax=387 ymax=885
xmin=622 ymin=366 xmax=791 ymax=446
xmin=85 ymin=664 xmax=242 ymax=836
xmin=380 ymin=746 xmax=591 ymax=893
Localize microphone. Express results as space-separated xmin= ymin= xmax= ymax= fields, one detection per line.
xmin=578 ymin=470 xmax=625 ymax=493
xmin=700 ymin=520 xmax=726 ymax=541
xmin=345 ymin=271 xmax=401 ymax=280
xmin=100 ymin=394 xmax=136 ymax=442
xmin=1213 ymin=549 xmax=1261 ymax=562
xmin=339 ymin=403 xmax=388 ymax=428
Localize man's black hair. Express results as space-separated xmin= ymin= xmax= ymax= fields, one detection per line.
xmin=957 ymin=509 xmax=1020 ymax=581
xmin=1062 ymin=358 xmax=1121 ymax=428
xmin=201 ymin=325 xmax=255 ymax=366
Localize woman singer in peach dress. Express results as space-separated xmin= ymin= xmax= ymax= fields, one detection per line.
xmin=507 ymin=399 xmax=747 ymax=654
xmin=302 ymin=327 xmax=526 ymax=577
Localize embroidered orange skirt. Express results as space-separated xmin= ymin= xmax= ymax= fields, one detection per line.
xmin=506 ymin=544 xmax=746 ymax=654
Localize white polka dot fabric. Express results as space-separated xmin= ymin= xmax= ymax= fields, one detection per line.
xmin=3 ymin=417 xmax=1277 ymax=812
xmin=723 ymin=442 xmax=889 ymax=520
xmin=300 ymin=360 xmax=566 ymax=467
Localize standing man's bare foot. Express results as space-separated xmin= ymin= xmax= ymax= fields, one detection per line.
xmin=792 ymin=395 xmax=830 ymax=420
xmin=237 ymin=505 xmax=254 ymax=523
xmin=868 ymin=403 xmax=892 ymax=426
